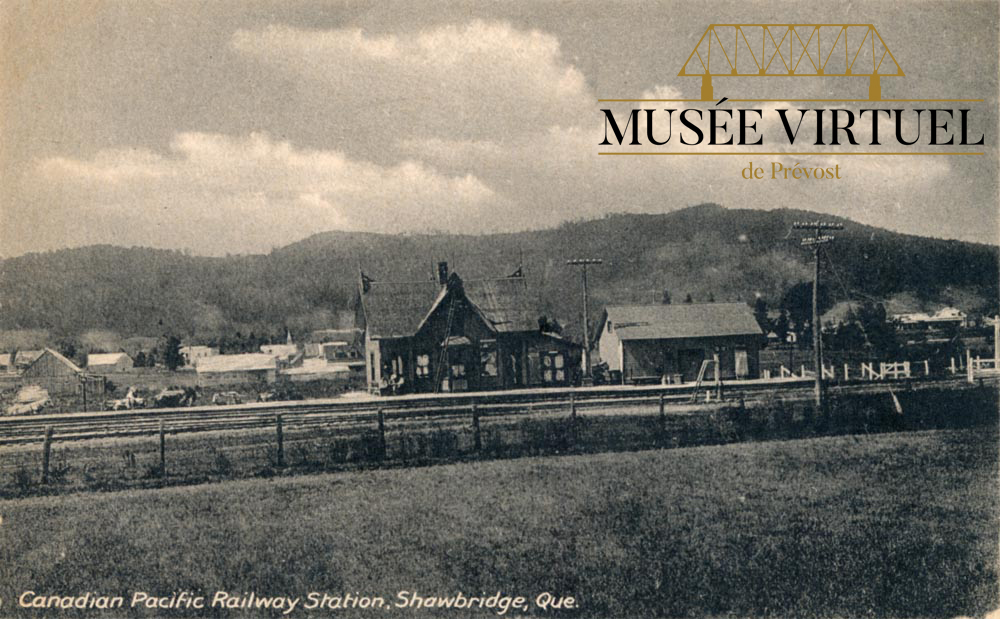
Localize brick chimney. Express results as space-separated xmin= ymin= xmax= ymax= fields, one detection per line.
xmin=437 ymin=261 xmax=449 ymax=286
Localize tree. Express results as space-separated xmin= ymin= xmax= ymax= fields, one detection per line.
xmin=774 ymin=309 xmax=790 ymax=342
xmin=856 ymin=301 xmax=899 ymax=359
xmin=753 ymin=297 xmax=769 ymax=331
xmin=683 ymin=293 xmax=693 ymax=304
xmin=661 ymin=289 xmax=671 ymax=304
xmin=162 ymin=335 xmax=185 ymax=371
xmin=134 ymin=351 xmax=147 ymax=367
xmin=707 ymin=292 xmax=715 ymax=303
xmin=822 ymin=301 xmax=898 ymax=359
xmin=55 ymin=337 xmax=82 ymax=365
xmin=781 ymin=281 xmax=833 ymax=346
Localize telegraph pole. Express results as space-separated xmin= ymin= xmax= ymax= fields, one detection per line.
xmin=567 ymin=259 xmax=602 ymax=385
xmin=792 ymin=221 xmax=843 ymax=409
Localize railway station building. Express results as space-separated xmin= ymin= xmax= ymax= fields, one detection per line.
xmin=596 ymin=303 xmax=765 ymax=384
xmin=355 ymin=262 xmax=579 ymax=395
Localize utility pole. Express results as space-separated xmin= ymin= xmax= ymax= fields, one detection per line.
xmin=567 ymin=259 xmax=602 ymax=385
xmin=792 ymin=221 xmax=843 ymax=409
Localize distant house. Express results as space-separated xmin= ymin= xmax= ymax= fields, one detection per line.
xmin=305 ymin=329 xmax=363 ymax=359
xmin=319 ymin=341 xmax=353 ymax=361
xmin=180 ymin=345 xmax=218 ymax=365
xmin=0 ymin=353 xmax=12 ymax=372
xmin=259 ymin=344 xmax=299 ymax=361
xmin=895 ymin=307 xmax=968 ymax=330
xmin=86 ymin=352 xmax=133 ymax=373
xmin=281 ymin=358 xmax=356 ymax=383
xmin=194 ymin=353 xmax=278 ymax=387
xmin=355 ymin=262 xmax=579 ymax=394
xmin=596 ymin=303 xmax=765 ymax=384
xmin=13 ymin=350 xmax=45 ymax=371
xmin=21 ymin=348 xmax=105 ymax=397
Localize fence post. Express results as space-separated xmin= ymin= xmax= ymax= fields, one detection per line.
xmin=42 ymin=426 xmax=53 ymax=484
xmin=843 ymin=364 xmax=849 ymax=381
xmin=159 ymin=420 xmax=166 ymax=479
xmin=713 ymin=353 xmax=722 ymax=400
xmin=276 ymin=414 xmax=285 ymax=467
xmin=950 ymin=357 xmax=956 ymax=374
xmin=377 ymin=409 xmax=387 ymax=461
xmin=924 ymin=360 xmax=930 ymax=376
xmin=659 ymin=393 xmax=665 ymax=421
xmin=472 ymin=404 xmax=481 ymax=452
xmin=967 ymin=351 xmax=974 ymax=384
xmin=570 ymin=393 xmax=576 ymax=419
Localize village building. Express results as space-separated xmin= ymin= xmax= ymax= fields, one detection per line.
xmin=895 ymin=307 xmax=968 ymax=330
xmin=259 ymin=343 xmax=300 ymax=362
xmin=193 ymin=353 xmax=279 ymax=387
xmin=304 ymin=328 xmax=363 ymax=359
xmin=20 ymin=348 xmax=105 ymax=397
xmin=13 ymin=349 xmax=45 ymax=371
xmin=281 ymin=358 xmax=358 ymax=383
xmin=596 ymin=303 xmax=765 ymax=384
xmin=355 ymin=262 xmax=579 ymax=395
xmin=319 ymin=341 xmax=354 ymax=360
xmin=179 ymin=345 xmax=219 ymax=365
xmin=86 ymin=352 xmax=134 ymax=373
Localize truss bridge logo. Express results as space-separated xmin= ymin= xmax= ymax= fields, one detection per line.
xmin=597 ymin=23 xmax=986 ymax=154
xmin=680 ymin=24 xmax=903 ymax=101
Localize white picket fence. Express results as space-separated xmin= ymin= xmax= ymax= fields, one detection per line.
xmin=968 ymin=356 xmax=1000 ymax=383
xmin=761 ymin=348 xmax=998 ymax=384
xmin=765 ymin=359 xmax=933 ymax=382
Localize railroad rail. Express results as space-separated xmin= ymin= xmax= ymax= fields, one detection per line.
xmin=0 ymin=376 xmax=976 ymax=446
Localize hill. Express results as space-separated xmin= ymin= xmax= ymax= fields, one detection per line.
xmin=1 ymin=204 xmax=996 ymax=345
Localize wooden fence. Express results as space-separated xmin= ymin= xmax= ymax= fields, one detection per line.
xmin=4 ymin=383 xmax=996 ymax=499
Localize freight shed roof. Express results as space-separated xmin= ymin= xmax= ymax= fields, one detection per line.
xmin=604 ymin=303 xmax=764 ymax=341
xmin=361 ymin=274 xmax=541 ymax=339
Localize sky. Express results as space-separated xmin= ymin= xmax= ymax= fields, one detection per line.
xmin=1 ymin=0 xmax=997 ymax=257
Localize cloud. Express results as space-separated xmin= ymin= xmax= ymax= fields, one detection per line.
xmin=230 ymin=21 xmax=593 ymax=142
xmin=37 ymin=149 xmax=172 ymax=184
xmin=7 ymin=20 xmax=992 ymax=257
xmin=28 ymin=132 xmax=501 ymax=254
xmin=398 ymin=96 xmax=956 ymax=230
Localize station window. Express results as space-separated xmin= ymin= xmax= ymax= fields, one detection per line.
xmin=416 ymin=354 xmax=430 ymax=377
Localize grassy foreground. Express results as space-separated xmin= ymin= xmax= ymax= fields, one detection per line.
xmin=0 ymin=427 xmax=997 ymax=618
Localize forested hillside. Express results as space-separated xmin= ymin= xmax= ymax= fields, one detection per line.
xmin=2 ymin=204 xmax=996 ymax=347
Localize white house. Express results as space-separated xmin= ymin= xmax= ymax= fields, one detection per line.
xmin=86 ymin=352 xmax=133 ymax=373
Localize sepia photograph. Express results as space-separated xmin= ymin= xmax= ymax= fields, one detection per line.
xmin=0 ymin=1 xmax=998 ymax=617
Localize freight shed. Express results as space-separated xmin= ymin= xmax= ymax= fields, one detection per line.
xmin=356 ymin=262 xmax=580 ymax=395
xmin=597 ymin=303 xmax=765 ymax=384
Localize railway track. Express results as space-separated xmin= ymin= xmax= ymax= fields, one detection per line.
xmin=0 ymin=376 xmax=976 ymax=446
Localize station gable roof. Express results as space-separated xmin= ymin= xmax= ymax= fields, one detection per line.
xmin=603 ymin=303 xmax=764 ymax=341
xmin=360 ymin=273 xmax=541 ymax=339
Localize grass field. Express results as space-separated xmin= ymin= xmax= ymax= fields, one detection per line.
xmin=0 ymin=427 xmax=996 ymax=618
